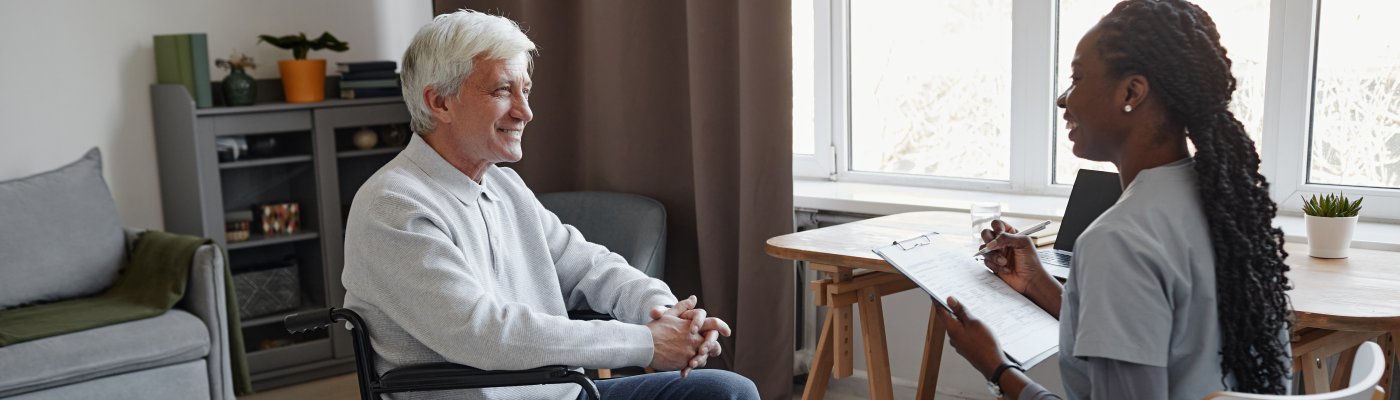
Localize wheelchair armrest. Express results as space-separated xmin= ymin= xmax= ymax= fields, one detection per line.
xmin=567 ymin=309 xmax=614 ymax=321
xmin=284 ymin=308 xmax=335 ymax=334
xmin=285 ymin=307 xmax=601 ymax=399
xmin=381 ymin=363 xmax=599 ymax=400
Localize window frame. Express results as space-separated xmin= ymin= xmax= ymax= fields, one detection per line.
xmin=793 ymin=0 xmax=835 ymax=179
xmin=801 ymin=0 xmax=1069 ymax=195
xmin=1265 ymin=0 xmax=1400 ymax=220
xmin=798 ymin=0 xmax=1400 ymax=220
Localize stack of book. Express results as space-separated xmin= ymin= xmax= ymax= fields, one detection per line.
xmin=154 ymin=33 xmax=213 ymax=108
xmin=337 ymin=61 xmax=401 ymax=99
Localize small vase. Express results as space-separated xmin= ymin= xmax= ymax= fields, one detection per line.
xmin=352 ymin=127 xmax=379 ymax=150
xmin=222 ymin=67 xmax=257 ymax=106
xmin=381 ymin=125 xmax=409 ymax=147
xmin=1305 ymin=215 xmax=1358 ymax=258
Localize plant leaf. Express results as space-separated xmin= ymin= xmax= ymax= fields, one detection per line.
xmin=309 ymin=32 xmax=350 ymax=52
xmin=1303 ymin=192 xmax=1366 ymax=217
xmin=257 ymin=34 xmax=301 ymax=49
xmin=259 ymin=32 xmax=346 ymax=59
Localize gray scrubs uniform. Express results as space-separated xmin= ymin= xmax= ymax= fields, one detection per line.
xmin=1017 ymin=158 xmax=1289 ymax=399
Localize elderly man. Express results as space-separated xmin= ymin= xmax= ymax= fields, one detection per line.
xmin=341 ymin=9 xmax=758 ymax=400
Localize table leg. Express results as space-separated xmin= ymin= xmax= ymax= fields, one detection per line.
xmin=858 ymin=287 xmax=894 ymax=400
xmin=1290 ymin=328 xmax=1385 ymax=394
xmin=803 ymin=311 xmax=836 ymax=400
xmin=1301 ymin=350 xmax=1329 ymax=394
xmin=829 ymin=270 xmax=854 ymax=379
xmin=915 ymin=304 xmax=946 ymax=400
xmin=1331 ymin=346 xmax=1359 ymax=391
xmin=1382 ymin=332 xmax=1396 ymax=394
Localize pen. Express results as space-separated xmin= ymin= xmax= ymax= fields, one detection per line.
xmin=973 ymin=220 xmax=1052 ymax=257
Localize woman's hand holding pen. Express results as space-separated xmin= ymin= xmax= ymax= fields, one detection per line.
xmin=978 ymin=220 xmax=1043 ymax=292
xmin=979 ymin=220 xmax=1063 ymax=318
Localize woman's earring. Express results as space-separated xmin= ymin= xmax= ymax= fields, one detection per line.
xmin=1123 ymin=104 xmax=1134 ymax=113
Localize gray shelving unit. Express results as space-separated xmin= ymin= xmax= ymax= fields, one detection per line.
xmin=150 ymin=84 xmax=411 ymax=390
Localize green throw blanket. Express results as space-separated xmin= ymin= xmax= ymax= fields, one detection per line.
xmin=0 ymin=230 xmax=253 ymax=395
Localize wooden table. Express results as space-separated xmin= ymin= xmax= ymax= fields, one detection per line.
xmin=1285 ymin=242 xmax=1400 ymax=393
xmin=766 ymin=211 xmax=1400 ymax=399
xmin=766 ymin=211 xmax=1040 ymax=400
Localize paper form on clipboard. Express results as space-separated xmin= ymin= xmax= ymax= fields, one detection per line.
xmin=873 ymin=232 xmax=1059 ymax=368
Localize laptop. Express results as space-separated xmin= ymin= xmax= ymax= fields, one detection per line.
xmin=1039 ymin=169 xmax=1123 ymax=279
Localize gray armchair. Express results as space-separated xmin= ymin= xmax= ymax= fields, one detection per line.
xmin=0 ymin=149 xmax=234 ymax=399
xmin=538 ymin=191 xmax=668 ymax=379
xmin=537 ymin=191 xmax=667 ymax=280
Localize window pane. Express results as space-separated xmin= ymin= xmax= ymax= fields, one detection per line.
xmin=1308 ymin=1 xmax=1400 ymax=189
xmin=849 ymin=0 xmax=1011 ymax=180
xmin=1053 ymin=0 xmax=1269 ymax=184
xmin=793 ymin=0 xmax=816 ymax=155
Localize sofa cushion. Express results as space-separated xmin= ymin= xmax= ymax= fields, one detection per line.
xmin=0 ymin=310 xmax=210 ymax=397
xmin=5 ymin=360 xmax=210 ymax=400
xmin=0 ymin=148 xmax=125 ymax=310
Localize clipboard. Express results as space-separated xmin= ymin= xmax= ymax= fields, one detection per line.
xmin=874 ymin=231 xmax=1060 ymax=368
xmin=886 ymin=231 xmax=952 ymax=315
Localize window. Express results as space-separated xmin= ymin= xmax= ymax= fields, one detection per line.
xmin=1307 ymin=0 xmax=1400 ymax=189
xmin=848 ymin=0 xmax=1013 ymax=181
xmin=797 ymin=0 xmax=1400 ymax=218
xmin=793 ymin=0 xmax=816 ymax=156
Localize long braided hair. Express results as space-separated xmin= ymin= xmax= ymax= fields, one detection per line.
xmin=1095 ymin=0 xmax=1292 ymax=394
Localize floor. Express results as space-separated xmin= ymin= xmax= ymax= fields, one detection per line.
xmin=238 ymin=374 xmax=359 ymax=400
xmin=235 ymin=373 xmax=865 ymax=400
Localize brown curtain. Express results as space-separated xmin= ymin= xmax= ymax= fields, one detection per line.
xmin=431 ymin=1 xmax=795 ymax=398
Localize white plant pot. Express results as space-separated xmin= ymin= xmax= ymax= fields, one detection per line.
xmin=1305 ymin=215 xmax=1358 ymax=259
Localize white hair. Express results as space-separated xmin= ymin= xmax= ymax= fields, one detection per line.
xmin=402 ymin=9 xmax=536 ymax=134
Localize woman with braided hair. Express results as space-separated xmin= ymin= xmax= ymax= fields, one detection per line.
xmin=936 ymin=0 xmax=1293 ymax=399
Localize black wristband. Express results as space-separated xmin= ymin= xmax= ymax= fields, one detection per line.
xmin=989 ymin=362 xmax=1025 ymax=386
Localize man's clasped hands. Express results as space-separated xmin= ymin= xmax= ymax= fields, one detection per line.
xmin=645 ymin=295 xmax=731 ymax=377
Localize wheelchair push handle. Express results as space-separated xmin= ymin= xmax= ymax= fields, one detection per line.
xmin=284 ymin=308 xmax=334 ymax=334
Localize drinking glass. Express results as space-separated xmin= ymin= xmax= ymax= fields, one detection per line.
xmin=970 ymin=202 xmax=1002 ymax=240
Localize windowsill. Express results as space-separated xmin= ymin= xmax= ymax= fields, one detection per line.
xmin=794 ymin=178 xmax=1400 ymax=252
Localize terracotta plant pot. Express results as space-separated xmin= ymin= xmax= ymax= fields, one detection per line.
xmin=277 ymin=59 xmax=327 ymax=103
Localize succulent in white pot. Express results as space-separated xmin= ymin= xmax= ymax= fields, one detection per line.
xmin=1302 ymin=193 xmax=1363 ymax=258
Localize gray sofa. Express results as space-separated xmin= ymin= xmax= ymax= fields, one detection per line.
xmin=0 ymin=149 xmax=235 ymax=399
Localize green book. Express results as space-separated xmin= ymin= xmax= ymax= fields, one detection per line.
xmin=153 ymin=33 xmax=211 ymax=108
xmin=174 ymin=35 xmax=194 ymax=101
xmin=189 ymin=33 xmax=213 ymax=108
xmin=155 ymin=34 xmax=196 ymax=98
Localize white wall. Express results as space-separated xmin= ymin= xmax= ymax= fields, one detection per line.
xmin=0 ymin=0 xmax=431 ymax=229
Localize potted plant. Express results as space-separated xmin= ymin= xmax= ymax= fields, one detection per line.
xmin=258 ymin=32 xmax=349 ymax=103
xmin=1302 ymin=193 xmax=1363 ymax=258
xmin=215 ymin=53 xmax=257 ymax=106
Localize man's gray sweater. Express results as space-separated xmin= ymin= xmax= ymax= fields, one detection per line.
xmin=342 ymin=135 xmax=677 ymax=399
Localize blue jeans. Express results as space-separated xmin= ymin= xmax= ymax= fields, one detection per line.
xmin=578 ymin=370 xmax=759 ymax=400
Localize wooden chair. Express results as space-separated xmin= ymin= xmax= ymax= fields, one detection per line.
xmin=1203 ymin=341 xmax=1387 ymax=400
